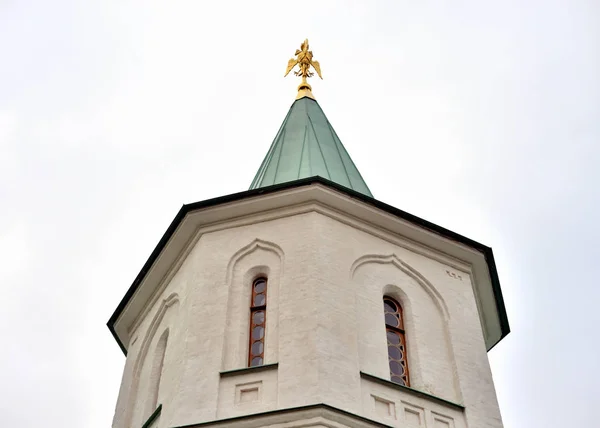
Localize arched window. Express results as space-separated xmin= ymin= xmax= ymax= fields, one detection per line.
xmin=248 ymin=277 xmax=267 ymax=367
xmin=383 ymin=297 xmax=409 ymax=386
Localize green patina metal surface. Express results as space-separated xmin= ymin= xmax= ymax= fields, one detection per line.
xmin=250 ymin=97 xmax=373 ymax=197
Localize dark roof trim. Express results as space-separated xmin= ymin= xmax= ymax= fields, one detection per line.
xmin=171 ymin=402 xmax=393 ymax=428
xmin=107 ymin=176 xmax=509 ymax=355
xmin=483 ymin=245 xmax=509 ymax=351
xmin=141 ymin=404 xmax=162 ymax=428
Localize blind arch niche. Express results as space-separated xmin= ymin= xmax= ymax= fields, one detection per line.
xmin=352 ymin=254 xmax=460 ymax=402
xmin=222 ymin=239 xmax=284 ymax=370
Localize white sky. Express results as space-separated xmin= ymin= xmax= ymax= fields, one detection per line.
xmin=1 ymin=1 xmax=598 ymax=427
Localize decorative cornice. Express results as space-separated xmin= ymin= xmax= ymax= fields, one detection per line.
xmin=107 ymin=176 xmax=509 ymax=354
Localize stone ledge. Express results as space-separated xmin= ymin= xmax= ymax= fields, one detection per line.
xmin=360 ymin=372 xmax=465 ymax=411
xmin=219 ymin=363 xmax=278 ymax=378
xmin=172 ymin=403 xmax=393 ymax=428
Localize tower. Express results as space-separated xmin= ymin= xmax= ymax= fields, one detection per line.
xmin=108 ymin=40 xmax=509 ymax=428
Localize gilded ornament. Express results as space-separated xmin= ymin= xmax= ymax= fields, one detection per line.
xmin=285 ymin=39 xmax=322 ymax=99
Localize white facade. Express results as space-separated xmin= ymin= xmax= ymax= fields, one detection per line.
xmin=110 ymin=184 xmax=505 ymax=428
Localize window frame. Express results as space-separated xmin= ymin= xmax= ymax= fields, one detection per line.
xmin=383 ymin=296 xmax=410 ymax=386
xmin=248 ymin=277 xmax=267 ymax=367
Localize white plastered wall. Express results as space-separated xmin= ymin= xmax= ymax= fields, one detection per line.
xmin=111 ymin=207 xmax=503 ymax=428
xmin=113 ymin=293 xmax=181 ymax=428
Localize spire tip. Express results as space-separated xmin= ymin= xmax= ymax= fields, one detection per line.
xmin=284 ymin=39 xmax=322 ymax=99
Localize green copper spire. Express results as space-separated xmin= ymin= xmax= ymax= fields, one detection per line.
xmin=249 ymin=96 xmax=373 ymax=197
xmin=251 ymin=39 xmax=371 ymax=197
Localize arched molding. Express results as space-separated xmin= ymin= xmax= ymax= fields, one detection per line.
xmin=352 ymin=253 xmax=462 ymax=402
xmin=123 ymin=292 xmax=180 ymax=427
xmin=225 ymin=238 xmax=285 ymax=285
xmin=221 ymin=238 xmax=284 ymax=370
xmin=144 ymin=328 xmax=169 ymax=419
xmin=351 ymin=254 xmax=450 ymax=320
xmin=131 ymin=293 xmax=179 ymax=374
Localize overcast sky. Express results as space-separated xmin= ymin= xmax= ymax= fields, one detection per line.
xmin=1 ymin=1 xmax=598 ymax=427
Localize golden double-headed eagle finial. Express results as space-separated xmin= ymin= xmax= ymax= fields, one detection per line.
xmin=285 ymin=39 xmax=322 ymax=99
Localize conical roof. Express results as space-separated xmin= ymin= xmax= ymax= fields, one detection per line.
xmin=249 ymin=96 xmax=372 ymax=197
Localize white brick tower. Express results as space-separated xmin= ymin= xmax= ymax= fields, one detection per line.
xmin=107 ymin=40 xmax=509 ymax=428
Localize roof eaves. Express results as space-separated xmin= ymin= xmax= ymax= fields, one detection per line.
xmin=107 ymin=176 xmax=509 ymax=355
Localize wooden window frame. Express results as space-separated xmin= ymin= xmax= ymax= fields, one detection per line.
xmin=248 ymin=277 xmax=267 ymax=367
xmin=384 ymin=296 xmax=410 ymax=386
